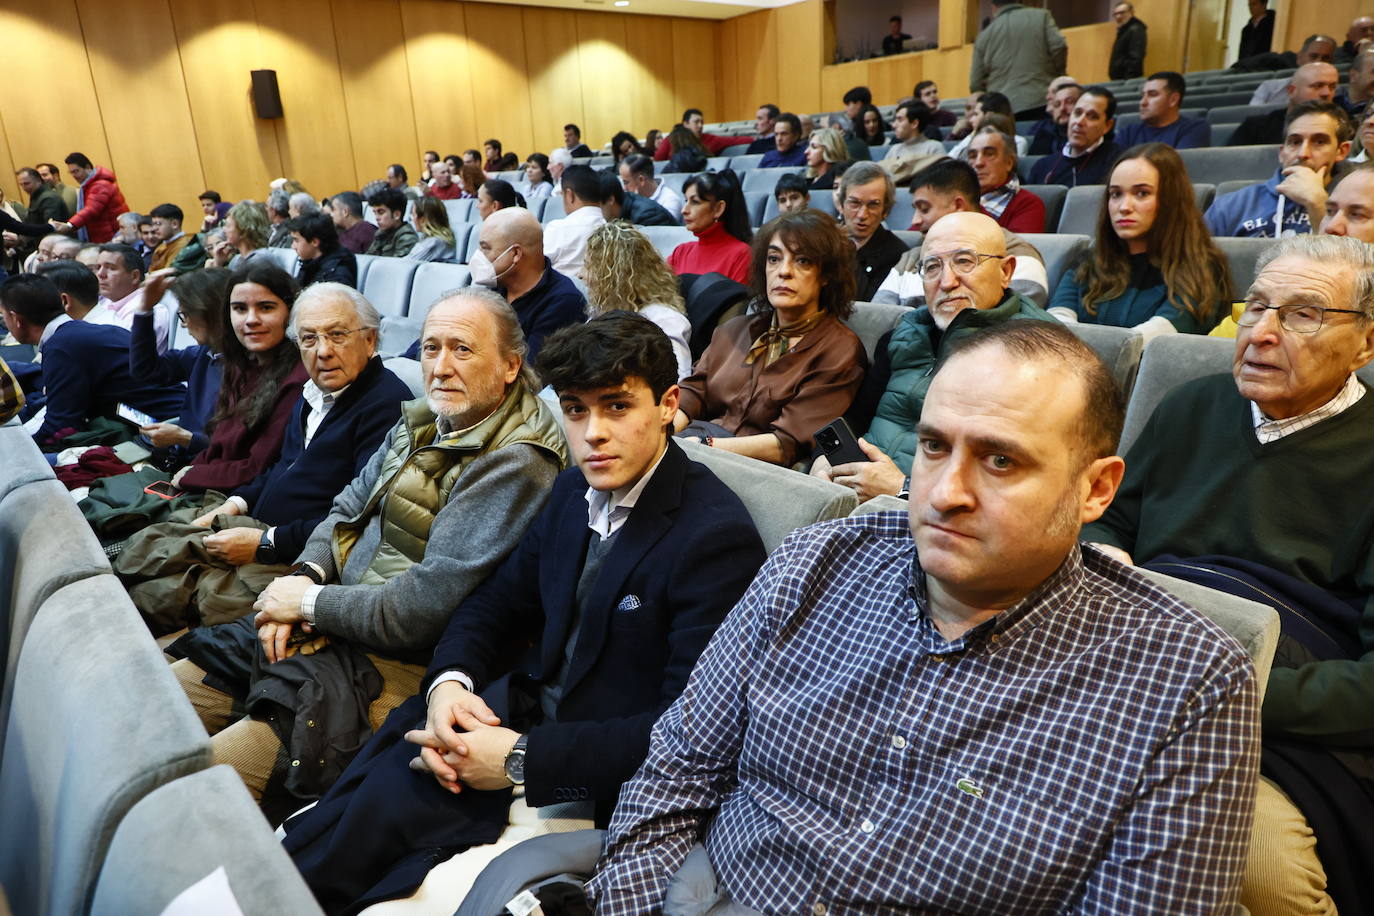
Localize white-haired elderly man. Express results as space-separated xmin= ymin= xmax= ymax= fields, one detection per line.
xmin=1083 ymin=234 xmax=1374 ymax=916
xmin=163 ymin=286 xmax=569 ymax=812
xmin=549 ymin=147 xmax=573 ymax=194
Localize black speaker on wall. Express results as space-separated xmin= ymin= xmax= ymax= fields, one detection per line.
xmin=251 ymin=69 xmax=284 ymax=119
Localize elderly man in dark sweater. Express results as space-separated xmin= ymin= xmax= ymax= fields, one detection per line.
xmin=169 ymin=287 xmax=568 ymax=809
xmin=1083 ymin=235 xmax=1374 ymax=916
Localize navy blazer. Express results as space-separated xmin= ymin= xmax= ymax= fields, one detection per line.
xmin=422 ymin=437 xmax=766 ymax=816
xmin=232 ymin=357 xmax=411 ymax=559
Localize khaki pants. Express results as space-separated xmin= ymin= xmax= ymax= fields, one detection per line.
xmin=173 ymin=654 xmax=424 ymax=799
xmin=1242 ymin=776 xmax=1339 ymax=916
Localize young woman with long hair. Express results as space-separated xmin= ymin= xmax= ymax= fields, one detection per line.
xmin=582 ymin=221 xmax=692 ymax=378
xmin=407 ymin=197 xmax=458 ymax=263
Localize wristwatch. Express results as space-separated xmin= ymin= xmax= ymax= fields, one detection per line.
xmin=504 ymin=734 xmax=529 ymax=786
xmin=897 ymin=476 xmax=911 ymax=500
xmin=255 ymin=529 xmax=278 ymax=565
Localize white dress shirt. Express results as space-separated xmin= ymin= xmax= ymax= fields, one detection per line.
xmin=649 ymin=181 xmax=683 ymax=221
xmin=1251 ymin=373 xmax=1366 ymax=444
xmin=543 ymin=205 xmax=606 ymax=277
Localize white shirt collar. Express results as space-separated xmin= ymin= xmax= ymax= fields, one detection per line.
xmin=1060 ymin=136 xmax=1105 ymax=159
xmin=584 ymin=445 xmax=669 ymax=540
xmin=38 ymin=314 xmax=73 ymax=351
xmin=303 ymin=379 xmax=347 ymax=414
xmin=564 ymin=205 xmax=606 ymax=225
xmin=1250 ymin=373 xmax=1366 ymax=443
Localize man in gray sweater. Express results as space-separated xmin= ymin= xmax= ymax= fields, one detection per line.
xmin=172 ymin=287 xmax=569 ymax=802
xmin=970 ymin=0 xmax=1068 ymax=116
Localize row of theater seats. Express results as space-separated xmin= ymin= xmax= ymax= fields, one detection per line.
xmin=3 ymin=329 xmax=1328 ymax=912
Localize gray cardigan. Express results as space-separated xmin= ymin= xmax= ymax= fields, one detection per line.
xmin=296 ymin=426 xmax=561 ymax=656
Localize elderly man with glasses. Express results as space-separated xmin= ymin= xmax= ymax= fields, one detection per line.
xmin=1083 ymin=234 xmax=1374 ymax=916
xmin=814 ymin=211 xmax=1054 ymax=500
xmin=839 ymin=162 xmax=911 ymax=302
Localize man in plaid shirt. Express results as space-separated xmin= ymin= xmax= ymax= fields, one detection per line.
xmin=590 ymin=320 xmax=1260 ymax=914
xmin=0 ymin=355 xmax=23 ymax=425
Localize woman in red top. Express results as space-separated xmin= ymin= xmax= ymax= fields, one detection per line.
xmin=172 ymin=261 xmax=308 ymax=493
xmin=666 ymin=171 xmax=753 ymax=285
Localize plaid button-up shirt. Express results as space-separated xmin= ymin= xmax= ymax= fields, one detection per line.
xmin=590 ymin=512 xmax=1259 ymax=915
xmin=0 ymin=356 xmax=24 ymax=425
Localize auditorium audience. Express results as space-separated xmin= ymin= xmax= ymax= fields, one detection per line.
xmin=49 ymin=152 xmax=129 ymax=243
xmin=165 ymin=263 xmax=306 ymax=494
xmin=1236 ymin=0 xmax=1275 ymax=62
xmin=1231 ymin=62 xmax=1340 ymax=146
xmin=970 ymin=0 xmax=1068 ymax=115
xmin=124 ymin=267 xmax=229 ymax=460
xmin=662 ymin=125 xmax=709 ymax=173
xmin=524 ymin=153 xmax=555 ymax=199
xmin=1336 ymin=14 xmax=1374 ymax=65
xmin=35 ymin=258 xmax=100 ymax=320
xmin=840 ymin=162 xmax=907 ymax=302
xmin=675 ymin=209 xmax=865 ymax=466
xmin=1031 ymin=86 xmax=1122 ymax=186
xmin=1050 ymin=143 xmax=1230 ymax=335
xmin=852 ymin=104 xmax=889 ymax=149
xmin=610 ymin=130 xmax=644 ymax=163
xmin=279 ymin=312 xmax=760 ymax=912
xmin=804 ymin=127 xmax=849 ymax=191
xmin=916 ymin=80 xmax=958 ymax=128
xmin=0 ymin=356 xmax=22 ymax=425
xmin=593 ymin=319 xmax=1258 ymax=916
xmin=385 ymin=163 xmax=419 ymax=205
xmin=1342 ymin=46 xmax=1374 ymax=118
xmin=619 ymin=154 xmax=682 ymax=220
xmin=427 ymin=161 xmax=463 ymax=201
xmin=1081 ymin=234 xmax=1374 ymax=916
xmin=209 ymin=201 xmax=271 ymax=270
xmin=168 ymin=286 xmax=567 ymax=804
xmin=327 ymin=189 xmax=376 ymax=254
xmin=148 ymin=203 xmax=204 ymax=274
xmin=821 ymin=211 xmax=1053 ymax=499
xmin=291 ymin=212 xmax=357 ymax=288
xmin=562 ymin=122 xmax=594 ymax=158
xmin=117 ymin=283 xmax=411 ymax=633
xmin=1320 ymin=162 xmax=1374 ymax=240
xmin=1249 ymin=36 xmax=1338 ymax=106
xmin=758 ymin=113 xmax=806 ymax=167
xmin=583 ymin=222 xmax=693 ymax=377
xmin=198 ymin=191 xmax=225 ymax=232
xmin=406 ymin=197 xmax=460 ymax=263
xmin=747 ymin=103 xmax=780 ymax=153
xmin=484 ymin=139 xmax=520 ymax=172
xmin=773 ymin=172 xmax=811 ymax=214
xmin=91 ymin=243 xmax=174 ymax=352
xmin=37 ymin=162 xmax=77 ymax=215
xmin=548 ymin=147 xmax=572 ymax=192
xmin=883 ymin=100 xmax=945 ymax=162
xmin=946 ymin=92 xmax=1029 ymax=158
xmin=1117 ymin=71 xmax=1211 ymax=149
xmin=1206 ymin=101 xmax=1352 ymax=237
xmin=287 ymin=191 xmax=319 ymax=219
xmin=966 ymin=127 xmax=1046 ymax=233
xmin=265 ymin=190 xmax=292 ymax=248
xmin=666 ymin=170 xmax=753 ymax=284
xmin=458 ymin=163 xmax=487 ymax=200
xmin=598 ymin=172 xmax=677 ymax=227
xmin=542 ymin=164 xmax=606 ymax=277
xmin=0 ymin=273 xmax=182 ymax=447
xmin=652 ymin=109 xmax=737 ymax=160
xmin=365 ymin=188 xmax=419 ymax=258
xmin=16 ymin=166 xmax=70 ymax=225
xmin=1028 ymin=80 xmax=1082 ymax=155
xmin=947 ymin=90 xmax=984 ymax=141
xmin=477 ymin=179 xmax=526 ymax=221
xmin=421 ymin=150 xmax=438 ymax=184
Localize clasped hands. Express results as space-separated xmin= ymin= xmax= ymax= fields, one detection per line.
xmin=189 ymin=500 xmax=259 ymax=566
xmin=404 ymin=681 xmax=521 ymax=793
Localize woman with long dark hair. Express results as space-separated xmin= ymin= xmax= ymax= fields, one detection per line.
xmin=477 ymin=180 xmax=527 ymax=221
xmin=674 ymin=209 xmax=867 ymax=465
xmin=523 ymin=154 xmax=554 ymax=199
xmin=173 ymin=261 xmax=309 ymax=491
xmin=666 ymin=170 xmax=753 ymax=285
xmin=610 ymin=131 xmax=643 ymax=163
xmin=1049 ymin=143 xmax=1231 ymax=335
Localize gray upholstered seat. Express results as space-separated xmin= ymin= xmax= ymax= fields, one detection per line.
xmin=0 ymin=428 xmax=55 ymax=503
xmin=253 ymin=246 xmax=299 ymax=276
xmin=639 ymin=226 xmax=696 ymax=259
xmin=1020 ymin=233 xmax=1090 ymax=294
xmin=407 ymin=262 xmax=474 ymax=321
xmin=355 ymin=253 xmax=378 ymax=288
xmin=744 ymin=191 xmax=769 ymax=228
xmin=1022 ymin=184 xmax=1067 ymax=233
xmin=378 ymin=316 xmax=423 ymax=360
xmin=383 ymin=356 xmax=425 ymax=398
xmin=730 ymin=153 xmax=764 ymax=172
xmin=844 ymin=301 xmax=909 ymax=363
xmin=1178 ymin=145 xmax=1279 ymax=184
xmin=359 ymin=257 xmax=421 ymax=318
xmin=1054 ymin=186 xmax=1103 ymax=236
xmin=1065 ymin=323 xmax=1145 ymax=402
xmin=742 ymin=167 xmax=805 ymax=193
xmin=90 ymin=766 xmax=324 ymax=916
xmin=677 ymin=438 xmax=856 ymax=553
xmin=851 ymin=494 xmax=908 ymax=516
xmin=0 ymin=576 xmax=211 ymax=916
xmin=1214 ymin=237 xmax=1277 ymax=300
xmin=442 ymin=198 xmax=474 ymax=227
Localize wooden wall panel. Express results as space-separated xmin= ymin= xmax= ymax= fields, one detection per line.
xmin=523 ymin=9 xmax=586 ymax=154
xmin=775 ymin=0 xmax=823 ymax=117
xmin=0 ymin=2 xmax=110 ymax=189
xmin=820 ymin=60 xmax=868 ymax=118
xmin=0 ymin=118 xmax=19 ymax=209
xmin=1063 ymin=23 xmax=1116 ymax=85
xmin=255 ymin=0 xmax=358 ymax=196
xmin=622 ymin=15 xmax=677 ymax=138
xmin=732 ymin=11 xmax=780 ymax=120
xmin=718 ymin=18 xmax=743 ymax=120
xmin=574 ymin=12 xmax=632 ymax=147
xmin=77 ymin=0 xmax=206 ymax=221
xmin=1281 ymin=0 xmax=1359 ymax=57
xmin=332 ymin=0 xmax=419 ymax=186
xmin=399 ymin=1 xmax=478 ymax=164
xmin=169 ymin=0 xmax=281 ymax=207
xmin=464 ymin=3 xmax=536 ymax=159
xmin=671 ymin=19 xmax=721 ymax=124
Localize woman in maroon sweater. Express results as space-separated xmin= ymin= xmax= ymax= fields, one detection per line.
xmin=172 ymin=261 xmax=307 ymax=493
xmin=666 ymin=171 xmax=753 ymax=285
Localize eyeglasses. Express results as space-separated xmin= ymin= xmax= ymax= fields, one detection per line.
xmin=918 ymin=251 xmax=1006 ymax=280
xmin=297 ymin=328 xmax=366 ymax=348
xmin=1236 ymin=301 xmax=1365 ymax=333
xmin=843 ymin=197 xmax=885 ymax=215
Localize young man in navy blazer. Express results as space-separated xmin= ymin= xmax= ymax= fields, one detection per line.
xmin=283 ymin=311 xmax=766 ymax=913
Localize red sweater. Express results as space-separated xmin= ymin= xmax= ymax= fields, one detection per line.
xmin=653 ymin=133 xmax=739 ymax=161
xmin=68 ymin=166 xmax=129 ymax=243
xmin=995 ymin=188 xmax=1049 ymax=234
xmin=428 ymin=182 xmax=464 ymax=200
xmin=667 ymin=222 xmax=752 ymax=285
xmin=177 ymin=361 xmax=309 ymax=492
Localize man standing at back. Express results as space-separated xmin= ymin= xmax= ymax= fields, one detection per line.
xmin=48 ymin=152 xmax=128 ymax=243
xmin=592 ymin=320 xmax=1259 ymax=914
xmin=1108 ymin=2 xmax=1147 ymax=80
xmin=970 ymin=0 xmax=1067 ymax=118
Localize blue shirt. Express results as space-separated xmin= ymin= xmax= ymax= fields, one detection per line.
xmin=1116 ymin=115 xmax=1211 ymax=150
xmin=1205 ymin=168 xmax=1313 ymax=238
xmin=759 ymin=145 xmax=807 ymax=168
xmin=591 ymin=512 xmax=1259 ymax=915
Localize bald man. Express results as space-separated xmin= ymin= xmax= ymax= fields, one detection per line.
xmin=1234 ymin=62 xmax=1340 ymax=144
xmin=814 ymin=211 xmax=1056 ymax=500
xmin=1335 ymin=15 xmax=1374 ymax=66
xmin=408 ymin=208 xmax=585 ymax=362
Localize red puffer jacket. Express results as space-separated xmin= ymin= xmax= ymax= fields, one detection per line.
xmin=68 ymin=166 xmax=130 ymax=243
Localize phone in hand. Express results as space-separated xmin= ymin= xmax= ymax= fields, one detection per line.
xmin=814 ymin=418 xmax=868 ymax=466
xmin=116 ymin=402 xmax=157 ymax=429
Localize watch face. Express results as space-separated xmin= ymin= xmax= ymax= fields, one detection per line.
xmin=504 ymin=749 xmax=526 ymax=785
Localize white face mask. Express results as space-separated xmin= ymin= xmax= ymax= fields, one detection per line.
xmin=469 ymin=245 xmax=516 ymax=288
